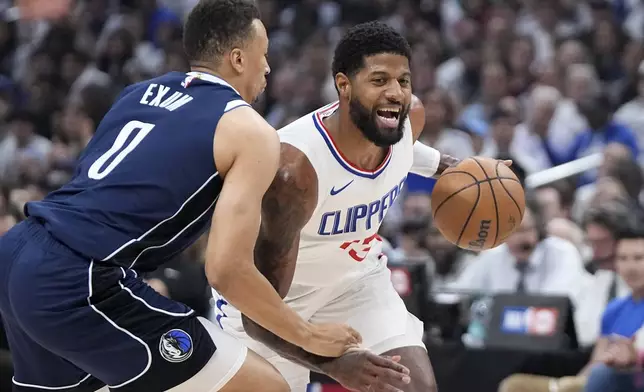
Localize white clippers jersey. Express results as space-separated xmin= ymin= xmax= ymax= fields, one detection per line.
xmin=278 ymin=102 xmax=414 ymax=289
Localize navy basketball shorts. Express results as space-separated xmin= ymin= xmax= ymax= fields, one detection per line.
xmin=0 ymin=219 xmax=246 ymax=391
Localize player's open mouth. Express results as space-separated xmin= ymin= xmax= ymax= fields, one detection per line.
xmin=376 ymin=108 xmax=400 ymax=128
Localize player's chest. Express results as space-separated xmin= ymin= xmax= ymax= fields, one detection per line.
xmin=314 ymin=168 xmax=408 ymax=237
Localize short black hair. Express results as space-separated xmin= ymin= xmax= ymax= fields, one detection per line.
xmin=616 ymin=224 xmax=644 ymax=241
xmin=183 ymin=0 xmax=260 ymax=64
xmin=583 ymin=200 xmax=634 ymax=236
xmin=332 ymin=21 xmax=412 ymax=78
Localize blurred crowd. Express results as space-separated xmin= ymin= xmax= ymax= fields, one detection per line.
xmin=1 ymin=0 xmax=644 ymax=391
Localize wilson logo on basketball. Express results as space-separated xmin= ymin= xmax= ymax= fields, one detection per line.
xmin=468 ymin=219 xmax=492 ymax=249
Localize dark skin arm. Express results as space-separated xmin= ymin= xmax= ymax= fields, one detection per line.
xmin=242 ymin=144 xmax=411 ymax=392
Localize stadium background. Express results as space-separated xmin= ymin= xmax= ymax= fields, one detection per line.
xmin=1 ymin=0 xmax=644 ymax=391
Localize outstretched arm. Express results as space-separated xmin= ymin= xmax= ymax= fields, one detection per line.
xmin=206 ymin=107 xmax=359 ymax=358
xmin=241 ymin=143 xmax=333 ymax=372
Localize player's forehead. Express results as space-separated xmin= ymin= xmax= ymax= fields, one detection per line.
xmin=359 ymin=53 xmax=411 ymax=78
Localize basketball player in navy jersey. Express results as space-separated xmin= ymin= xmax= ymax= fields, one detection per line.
xmin=0 ymin=1 xmax=412 ymax=391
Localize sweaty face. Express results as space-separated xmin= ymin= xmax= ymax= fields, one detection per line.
xmin=240 ymin=19 xmax=270 ymax=103
xmin=347 ymin=54 xmax=412 ymax=147
xmin=615 ymin=238 xmax=644 ymax=294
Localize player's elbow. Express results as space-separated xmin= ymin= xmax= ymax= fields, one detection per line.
xmin=205 ymin=257 xmax=237 ymax=294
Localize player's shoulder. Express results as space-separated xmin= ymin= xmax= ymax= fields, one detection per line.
xmin=269 ymin=142 xmax=319 ymax=213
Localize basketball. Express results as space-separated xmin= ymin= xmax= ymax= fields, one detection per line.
xmin=431 ymin=157 xmax=526 ymax=251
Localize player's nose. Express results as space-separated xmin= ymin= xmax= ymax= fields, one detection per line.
xmin=384 ymin=81 xmax=404 ymax=103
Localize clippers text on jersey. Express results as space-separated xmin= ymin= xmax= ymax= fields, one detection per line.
xmin=318 ymin=177 xmax=406 ymax=235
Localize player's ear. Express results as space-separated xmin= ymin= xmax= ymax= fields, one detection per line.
xmin=335 ymin=73 xmax=351 ymax=99
xmin=229 ymin=48 xmax=244 ymax=74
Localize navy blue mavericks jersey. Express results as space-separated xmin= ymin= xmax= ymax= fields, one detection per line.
xmin=26 ymin=72 xmax=250 ymax=272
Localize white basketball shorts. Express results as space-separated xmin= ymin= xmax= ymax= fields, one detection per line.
xmin=213 ymin=266 xmax=425 ymax=391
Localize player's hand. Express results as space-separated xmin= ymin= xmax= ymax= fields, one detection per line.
xmin=500 ymin=160 xmax=513 ymax=167
xmin=304 ymin=323 xmax=362 ymax=357
xmin=16 ymin=0 xmax=71 ymax=20
xmin=321 ymin=349 xmax=411 ymax=392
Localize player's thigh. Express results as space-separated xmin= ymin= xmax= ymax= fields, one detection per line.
xmin=381 ymin=346 xmax=437 ymax=392
xmin=9 ymin=259 xmax=224 ymax=391
xmin=311 ymin=267 xmax=424 ymax=351
xmin=165 ymin=317 xmax=288 ymax=392
xmin=2 ymin=313 xmax=105 ymax=392
xmin=218 ymin=350 xmax=289 ymax=392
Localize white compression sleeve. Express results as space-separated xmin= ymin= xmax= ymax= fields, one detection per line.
xmin=410 ymin=141 xmax=441 ymax=178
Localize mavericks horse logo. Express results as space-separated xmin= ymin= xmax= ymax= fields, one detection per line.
xmin=159 ymin=329 xmax=193 ymax=363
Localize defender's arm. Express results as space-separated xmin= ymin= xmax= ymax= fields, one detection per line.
xmin=206 ymin=107 xmax=359 ymax=358
xmin=408 ymin=94 xmax=460 ymax=178
xmin=241 ymin=143 xmax=333 ymax=373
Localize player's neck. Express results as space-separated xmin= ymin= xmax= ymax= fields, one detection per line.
xmin=323 ymin=107 xmax=390 ymax=171
xmin=189 ymin=65 xmax=247 ymax=101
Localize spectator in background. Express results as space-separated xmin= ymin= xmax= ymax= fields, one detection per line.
xmin=450 ymin=196 xmax=589 ymax=298
xmin=582 ymin=225 xmax=644 ymax=392
xmin=575 ymin=202 xmax=633 ymax=347
xmin=506 ymin=35 xmax=536 ymax=97
xmin=615 ymin=60 xmax=644 ymax=166
xmin=0 ymin=110 xmax=51 ymax=185
xmin=459 ymin=61 xmax=508 ymax=133
xmin=424 ymin=224 xmax=474 ymax=292
xmin=535 ymin=186 xmax=568 ymax=222
xmin=549 ymin=64 xmax=598 ymax=155
xmin=435 ymin=39 xmax=482 ymax=104
xmin=499 ymin=223 xmax=644 ymax=392
xmin=389 ymin=219 xmax=431 ymax=265
xmin=419 ymin=88 xmax=474 ymax=160
xmin=481 ymin=104 xmax=517 ymax=159
xmin=545 ymin=93 xmax=639 ymax=186
xmin=512 ymin=85 xmax=561 ymax=174
xmin=575 ymin=145 xmax=644 ymax=224
xmin=547 ymin=217 xmax=590 ymax=261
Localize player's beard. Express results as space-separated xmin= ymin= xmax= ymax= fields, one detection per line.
xmin=348 ymin=97 xmax=408 ymax=147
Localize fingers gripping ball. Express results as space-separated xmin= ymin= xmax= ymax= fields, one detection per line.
xmin=431 ymin=157 xmax=525 ymax=251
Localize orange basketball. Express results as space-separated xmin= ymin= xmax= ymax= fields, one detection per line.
xmin=431 ymin=157 xmax=526 ymax=251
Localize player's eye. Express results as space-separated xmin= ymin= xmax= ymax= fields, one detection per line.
xmin=399 ymin=79 xmax=411 ymax=87
xmin=372 ymin=78 xmax=386 ymax=85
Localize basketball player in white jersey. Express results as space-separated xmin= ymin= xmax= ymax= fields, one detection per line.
xmin=213 ymin=22 xmax=509 ymax=391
